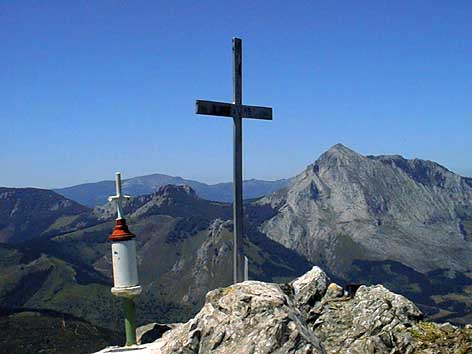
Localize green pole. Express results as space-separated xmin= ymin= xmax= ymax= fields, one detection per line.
xmin=123 ymin=297 xmax=137 ymax=346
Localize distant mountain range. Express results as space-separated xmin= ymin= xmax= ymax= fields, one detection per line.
xmin=1 ymin=143 xmax=472 ymax=352
xmin=54 ymin=175 xmax=291 ymax=207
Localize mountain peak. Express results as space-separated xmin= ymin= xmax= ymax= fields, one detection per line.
xmin=312 ymin=144 xmax=364 ymax=169
xmin=130 ymin=183 xmax=231 ymax=220
xmin=154 ymin=184 xmax=198 ymax=200
xmin=326 ymin=143 xmax=359 ymax=156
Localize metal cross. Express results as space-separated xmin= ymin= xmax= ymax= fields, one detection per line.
xmin=108 ymin=172 xmax=131 ymax=220
xmin=195 ymin=38 xmax=273 ymax=284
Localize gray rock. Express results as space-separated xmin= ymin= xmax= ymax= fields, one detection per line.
xmin=290 ymin=266 xmax=329 ymax=312
xmin=312 ymin=284 xmax=423 ymax=353
xmin=151 ymin=280 xmax=325 ymax=354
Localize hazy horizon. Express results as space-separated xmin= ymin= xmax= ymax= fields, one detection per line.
xmin=4 ymin=142 xmax=472 ymax=190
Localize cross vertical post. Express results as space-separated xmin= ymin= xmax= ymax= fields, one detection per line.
xmin=195 ymin=37 xmax=273 ymax=284
xmin=232 ymin=38 xmax=244 ymax=284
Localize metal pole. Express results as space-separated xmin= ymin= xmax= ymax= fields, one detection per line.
xmin=123 ymin=297 xmax=137 ymax=346
xmin=232 ymin=38 xmax=244 ymax=284
xmin=244 ymin=255 xmax=249 ymax=281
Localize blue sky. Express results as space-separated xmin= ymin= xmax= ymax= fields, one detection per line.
xmin=1 ymin=1 xmax=471 ymax=188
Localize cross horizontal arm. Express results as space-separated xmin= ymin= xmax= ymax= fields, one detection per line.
xmin=196 ymin=100 xmax=273 ymax=120
xmin=108 ymin=195 xmax=131 ymax=202
xmin=241 ymin=105 xmax=272 ymax=120
xmin=196 ymin=100 xmax=232 ymax=117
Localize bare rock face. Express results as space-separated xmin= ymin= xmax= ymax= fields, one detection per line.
xmin=152 ymin=280 xmax=325 ymax=354
xmin=95 ymin=267 xmax=472 ymax=354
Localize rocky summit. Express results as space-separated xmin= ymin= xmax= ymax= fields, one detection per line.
xmin=95 ymin=267 xmax=472 ymax=354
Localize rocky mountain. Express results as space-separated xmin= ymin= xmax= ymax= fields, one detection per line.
xmin=54 ymin=173 xmax=290 ymax=207
xmin=257 ymin=143 xmax=472 ymax=323
xmin=95 ymin=267 xmax=472 ymax=354
xmin=0 ymin=187 xmax=93 ymax=243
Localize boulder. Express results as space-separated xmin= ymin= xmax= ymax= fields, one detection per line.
xmin=324 ymin=283 xmax=344 ymax=299
xmin=290 ymin=266 xmax=329 ymax=313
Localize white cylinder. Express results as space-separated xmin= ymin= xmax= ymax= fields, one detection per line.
xmin=111 ymin=239 xmax=139 ymax=288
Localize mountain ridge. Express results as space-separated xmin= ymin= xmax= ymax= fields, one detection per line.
xmin=54 ymin=174 xmax=291 ymax=207
xmin=0 ymin=187 xmax=91 ymax=243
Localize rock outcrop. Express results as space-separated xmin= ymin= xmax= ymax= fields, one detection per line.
xmin=95 ymin=267 xmax=472 ymax=353
xmin=311 ymin=284 xmax=423 ymax=353
xmin=151 ymin=280 xmax=325 ymax=354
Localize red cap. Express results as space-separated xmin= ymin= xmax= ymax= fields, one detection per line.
xmin=109 ymin=218 xmax=135 ymax=241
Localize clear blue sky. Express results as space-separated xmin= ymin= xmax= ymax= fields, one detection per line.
xmin=1 ymin=1 xmax=471 ymax=188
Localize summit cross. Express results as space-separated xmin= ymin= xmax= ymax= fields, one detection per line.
xmin=195 ymin=37 xmax=273 ymax=284
xmin=108 ymin=172 xmax=131 ymax=220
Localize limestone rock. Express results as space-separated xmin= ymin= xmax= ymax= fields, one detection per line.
xmin=151 ymin=280 xmax=325 ymax=353
xmin=312 ymin=284 xmax=423 ymax=353
xmin=290 ymin=266 xmax=329 ymax=313
xmin=324 ymin=283 xmax=343 ymax=299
